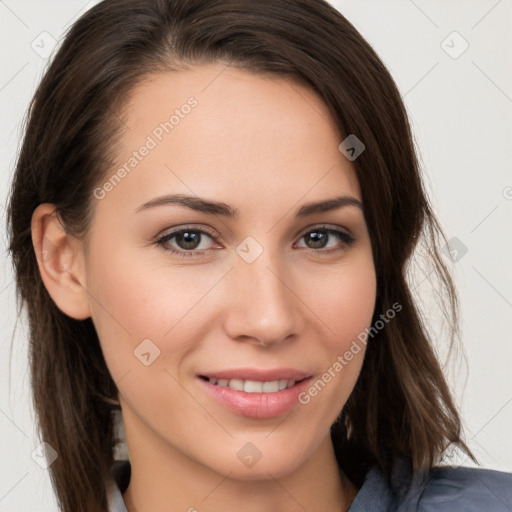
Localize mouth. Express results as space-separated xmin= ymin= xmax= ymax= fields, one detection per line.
xmin=198 ymin=375 xmax=305 ymax=393
xmin=196 ymin=368 xmax=313 ymax=419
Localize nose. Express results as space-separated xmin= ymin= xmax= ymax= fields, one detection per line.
xmin=222 ymin=251 xmax=302 ymax=347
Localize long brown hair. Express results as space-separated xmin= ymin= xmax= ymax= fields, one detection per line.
xmin=7 ymin=0 xmax=475 ymax=510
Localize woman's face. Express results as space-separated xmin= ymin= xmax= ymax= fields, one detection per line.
xmin=82 ymin=63 xmax=376 ymax=479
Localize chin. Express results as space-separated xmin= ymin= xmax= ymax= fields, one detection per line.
xmin=202 ymin=441 xmax=310 ymax=481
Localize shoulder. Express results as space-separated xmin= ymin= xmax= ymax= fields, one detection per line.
xmin=415 ymin=465 xmax=512 ymax=512
xmin=348 ymin=460 xmax=512 ymax=512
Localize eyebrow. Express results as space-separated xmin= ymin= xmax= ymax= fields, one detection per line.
xmin=135 ymin=193 xmax=363 ymax=217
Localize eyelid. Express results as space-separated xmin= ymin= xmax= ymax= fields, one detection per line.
xmin=154 ymin=224 xmax=219 ymax=242
xmin=294 ymin=222 xmax=354 ymax=240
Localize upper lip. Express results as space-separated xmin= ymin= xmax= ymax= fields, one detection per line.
xmin=198 ymin=368 xmax=312 ymax=382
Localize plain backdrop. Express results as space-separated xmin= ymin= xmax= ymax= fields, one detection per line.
xmin=1 ymin=1 xmax=511 ymax=510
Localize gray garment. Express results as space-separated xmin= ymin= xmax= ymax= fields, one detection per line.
xmin=107 ymin=458 xmax=512 ymax=511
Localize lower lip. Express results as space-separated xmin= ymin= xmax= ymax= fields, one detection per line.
xmin=198 ymin=377 xmax=313 ymax=419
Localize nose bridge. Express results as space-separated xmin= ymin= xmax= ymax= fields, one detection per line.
xmin=225 ymin=242 xmax=299 ymax=344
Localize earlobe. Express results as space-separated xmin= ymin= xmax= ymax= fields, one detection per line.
xmin=31 ymin=203 xmax=91 ymax=320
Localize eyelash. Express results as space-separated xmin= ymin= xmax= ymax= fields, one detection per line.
xmin=154 ymin=224 xmax=356 ymax=258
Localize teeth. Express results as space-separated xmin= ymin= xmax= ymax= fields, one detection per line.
xmin=262 ymin=381 xmax=279 ymax=393
xmin=207 ymin=377 xmax=297 ymax=393
xmin=244 ymin=380 xmax=263 ymax=393
xmin=229 ymin=379 xmax=244 ymax=391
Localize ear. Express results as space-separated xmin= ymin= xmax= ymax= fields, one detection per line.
xmin=31 ymin=203 xmax=91 ymax=320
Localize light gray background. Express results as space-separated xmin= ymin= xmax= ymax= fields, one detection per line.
xmin=1 ymin=1 xmax=511 ymax=510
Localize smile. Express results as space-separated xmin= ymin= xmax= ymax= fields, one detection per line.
xmin=197 ymin=369 xmax=313 ymax=419
xmin=202 ymin=377 xmax=297 ymax=393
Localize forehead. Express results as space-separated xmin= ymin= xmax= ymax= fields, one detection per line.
xmin=96 ymin=63 xmax=361 ymax=216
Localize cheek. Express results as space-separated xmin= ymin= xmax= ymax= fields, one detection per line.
xmin=85 ymin=241 xmax=229 ymax=380
xmin=297 ymin=256 xmax=376 ymax=407
xmin=310 ymin=257 xmax=377 ymax=349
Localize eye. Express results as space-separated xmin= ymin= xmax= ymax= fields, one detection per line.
xmin=154 ymin=224 xmax=356 ymax=258
xmin=295 ymin=226 xmax=356 ymax=254
xmin=155 ymin=227 xmax=219 ymax=257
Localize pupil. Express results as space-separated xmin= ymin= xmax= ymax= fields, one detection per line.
xmin=178 ymin=231 xmax=200 ymax=249
xmin=308 ymin=231 xmax=327 ymax=248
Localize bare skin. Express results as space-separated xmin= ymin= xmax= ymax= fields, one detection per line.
xmin=32 ymin=62 xmax=376 ymax=512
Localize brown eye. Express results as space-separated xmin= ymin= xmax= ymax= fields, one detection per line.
xmin=173 ymin=231 xmax=203 ymax=250
xmin=156 ymin=227 xmax=218 ymax=257
xmin=296 ymin=227 xmax=356 ymax=253
xmin=304 ymin=229 xmax=330 ymax=249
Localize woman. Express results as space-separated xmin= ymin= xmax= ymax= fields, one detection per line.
xmin=6 ymin=0 xmax=511 ymax=511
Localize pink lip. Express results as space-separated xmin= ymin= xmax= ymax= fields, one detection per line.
xmin=197 ymin=368 xmax=313 ymax=419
